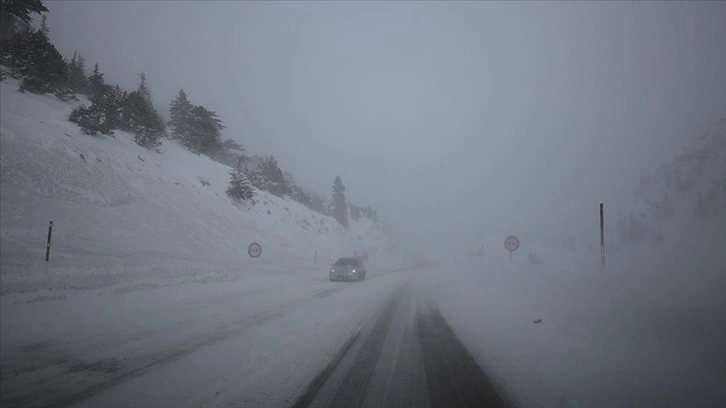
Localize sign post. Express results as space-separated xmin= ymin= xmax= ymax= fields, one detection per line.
xmin=248 ymin=242 xmax=262 ymax=258
xmin=504 ymin=235 xmax=520 ymax=261
xmin=600 ymin=203 xmax=605 ymax=266
xmin=45 ymin=221 xmax=53 ymax=262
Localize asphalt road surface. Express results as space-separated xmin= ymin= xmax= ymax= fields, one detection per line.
xmin=1 ymin=267 xmax=510 ymax=408
xmin=292 ymin=282 xmax=510 ymax=408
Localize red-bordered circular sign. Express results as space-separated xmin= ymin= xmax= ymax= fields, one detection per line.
xmin=504 ymin=236 xmax=520 ymax=252
xmin=248 ymin=242 xmax=262 ymax=258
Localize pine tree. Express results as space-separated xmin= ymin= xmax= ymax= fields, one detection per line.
xmin=0 ymin=0 xmax=48 ymax=42
xmin=169 ymin=90 xmax=224 ymax=154
xmin=349 ymin=203 xmax=361 ymax=221
xmin=169 ymin=89 xmax=193 ymax=143
xmin=69 ymin=84 xmax=126 ymax=135
xmin=124 ymin=90 xmax=165 ymax=148
xmin=360 ymin=206 xmax=377 ymax=222
xmin=188 ymin=104 xmax=223 ymax=154
xmin=69 ymin=104 xmax=107 ymax=135
xmin=12 ymin=29 xmax=72 ymax=98
xmin=87 ymin=63 xmax=105 ymax=102
xmin=309 ymin=193 xmax=327 ymax=215
xmin=136 ymin=72 xmax=151 ymax=101
xmin=290 ymin=185 xmax=311 ymax=206
xmin=220 ymin=138 xmax=245 ymax=153
xmin=227 ymin=158 xmax=255 ymax=202
xmin=39 ymin=14 xmax=48 ymax=37
xmin=120 ymin=74 xmax=165 ymax=149
xmin=209 ymin=138 xmax=247 ymax=167
xmin=95 ymin=84 xmax=125 ymax=130
xmin=67 ymin=51 xmax=88 ymax=94
xmin=68 ymin=51 xmax=77 ymax=81
xmin=14 ymin=18 xmax=31 ymax=38
xmin=106 ymin=85 xmax=127 ymax=127
xmin=242 ymin=166 xmax=263 ymax=190
xmin=256 ymin=156 xmax=289 ymax=196
xmin=331 ymin=176 xmax=348 ymax=227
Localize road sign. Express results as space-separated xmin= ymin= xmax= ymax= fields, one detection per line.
xmin=504 ymin=236 xmax=520 ymax=252
xmin=248 ymin=242 xmax=262 ymax=258
xmin=600 ymin=203 xmax=605 ymax=266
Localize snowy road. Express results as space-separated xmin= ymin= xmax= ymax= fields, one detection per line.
xmin=290 ymin=282 xmax=508 ymax=408
xmin=0 ymin=265 xmax=508 ymax=408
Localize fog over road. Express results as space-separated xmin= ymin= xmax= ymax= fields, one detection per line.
xmin=1 ymin=264 xmax=508 ymax=408
xmin=292 ymin=281 xmax=509 ymax=408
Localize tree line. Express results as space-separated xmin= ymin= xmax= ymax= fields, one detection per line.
xmin=0 ymin=0 xmax=378 ymax=228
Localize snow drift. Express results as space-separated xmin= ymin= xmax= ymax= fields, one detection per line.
xmin=0 ymin=76 xmax=398 ymax=295
xmin=421 ymin=118 xmax=726 ymax=408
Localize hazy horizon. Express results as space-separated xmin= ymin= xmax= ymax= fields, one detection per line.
xmin=3 ymin=2 xmax=726 ymax=407
xmin=43 ymin=1 xmax=726 ymax=247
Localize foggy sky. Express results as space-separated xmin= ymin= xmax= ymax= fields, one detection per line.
xmin=44 ymin=1 xmax=726 ymax=247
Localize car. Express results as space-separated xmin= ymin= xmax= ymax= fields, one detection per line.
xmin=329 ymin=257 xmax=366 ymax=282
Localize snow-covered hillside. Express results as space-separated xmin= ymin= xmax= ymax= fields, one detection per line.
xmin=634 ymin=118 xmax=725 ymax=210
xmin=419 ymin=119 xmax=726 ymax=408
xmin=0 ymin=76 xmax=397 ymax=295
xmin=620 ymin=118 xmax=726 ymax=251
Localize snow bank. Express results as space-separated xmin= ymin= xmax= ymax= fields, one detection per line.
xmin=0 ymin=77 xmax=403 ymax=295
xmin=417 ymin=116 xmax=726 ymax=408
xmin=423 ymin=223 xmax=726 ymax=408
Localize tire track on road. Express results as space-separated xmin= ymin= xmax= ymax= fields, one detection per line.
xmin=291 ymin=282 xmax=511 ymax=408
xmin=4 ymin=310 xmax=284 ymax=408
xmin=2 ymin=265 xmax=421 ymax=408
xmin=417 ymin=306 xmax=510 ymax=408
xmin=325 ymin=283 xmax=411 ymax=408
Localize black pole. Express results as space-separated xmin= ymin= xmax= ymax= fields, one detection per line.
xmin=45 ymin=221 xmax=53 ymax=262
xmin=600 ymin=203 xmax=605 ymax=266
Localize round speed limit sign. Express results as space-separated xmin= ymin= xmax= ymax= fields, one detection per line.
xmin=248 ymin=242 xmax=262 ymax=258
xmin=504 ymin=236 xmax=520 ymax=252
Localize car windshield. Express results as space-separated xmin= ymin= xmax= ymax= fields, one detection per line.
xmin=2 ymin=2 xmax=724 ymax=408
xmin=334 ymin=258 xmax=359 ymax=266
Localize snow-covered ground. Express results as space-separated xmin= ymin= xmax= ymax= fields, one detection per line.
xmin=0 ymin=263 xmax=419 ymax=407
xmin=404 ymin=122 xmax=726 ymax=406
xmin=0 ymin=75 xmax=416 ymax=407
xmin=0 ymin=75 xmax=405 ymax=296
xmin=421 ymin=221 xmax=726 ymax=408
xmin=3 ymin=75 xmax=725 ymax=407
xmin=414 ymin=115 xmax=726 ymax=407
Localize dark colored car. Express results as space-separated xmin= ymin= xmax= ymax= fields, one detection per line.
xmin=329 ymin=257 xmax=366 ymax=281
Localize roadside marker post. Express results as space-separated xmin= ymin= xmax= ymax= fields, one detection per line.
xmin=45 ymin=221 xmax=53 ymax=262
xmin=600 ymin=203 xmax=605 ymax=267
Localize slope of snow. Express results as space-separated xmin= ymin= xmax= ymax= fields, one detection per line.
xmin=0 ymin=77 xmax=401 ymax=295
xmin=419 ymin=121 xmax=726 ymax=407
xmin=626 ymin=118 xmax=726 ymax=247
xmin=634 ymin=118 xmax=725 ymax=206
xmin=428 ymin=248 xmax=725 ymax=408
